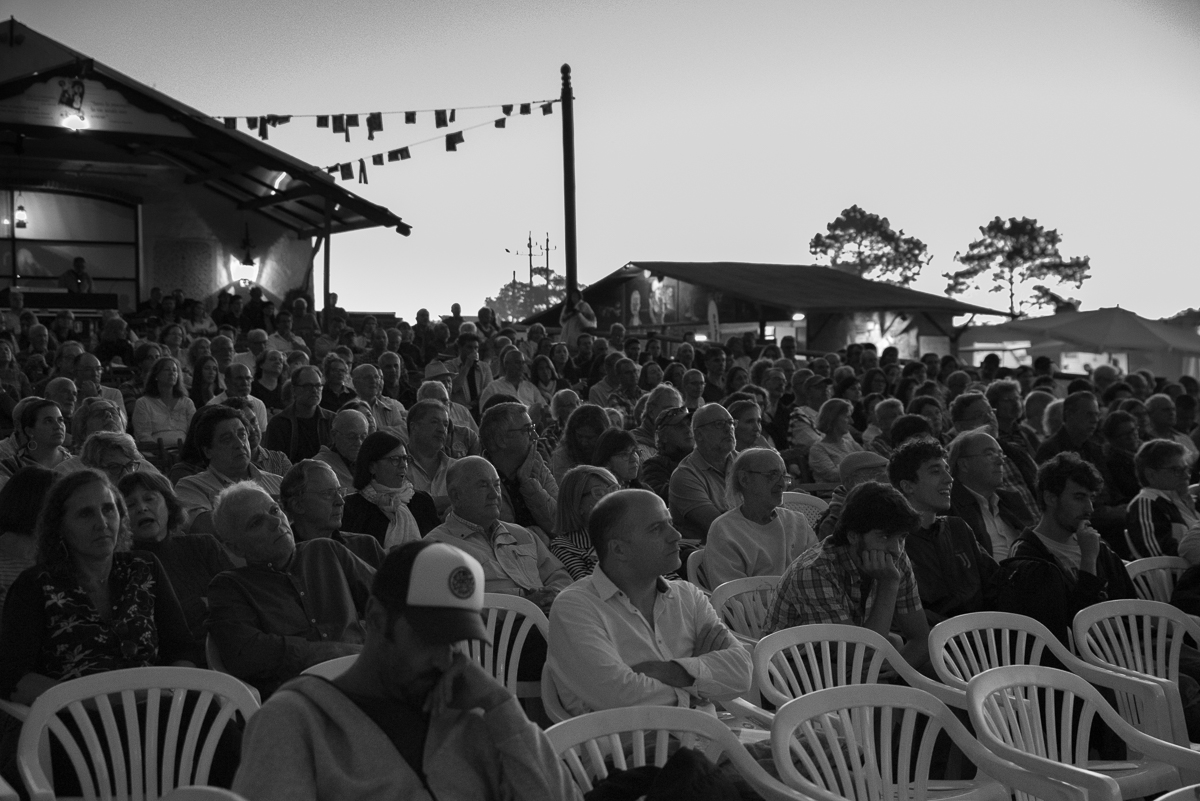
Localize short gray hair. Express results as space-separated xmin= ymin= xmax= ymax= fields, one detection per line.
xmin=212 ymin=481 xmax=271 ymax=543
xmin=81 ymin=431 xmax=139 ymax=467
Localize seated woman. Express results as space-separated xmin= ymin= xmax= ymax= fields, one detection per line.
xmin=188 ymin=355 xmax=220 ymax=409
xmin=342 ymin=431 xmax=438 ymax=547
xmin=132 ymin=357 xmax=195 ymax=449
xmin=60 ymin=431 xmax=162 ymax=485
xmin=0 ymin=338 xmax=31 ymax=405
xmin=120 ymin=470 xmax=233 ymax=662
xmin=0 ymin=466 xmax=57 ymax=620
xmin=550 ymin=465 xmax=618 ymax=580
xmin=703 ymin=448 xmax=817 ymax=588
xmin=251 ymin=349 xmax=286 ymax=413
xmin=591 ymin=428 xmax=645 ymax=490
xmin=531 ymin=354 xmax=569 ymax=407
xmin=729 ymin=398 xmax=775 ymax=453
xmin=67 ymin=397 xmax=125 ymax=458
xmin=549 ymin=403 xmax=611 ymax=485
xmin=0 ymin=397 xmax=72 ymax=479
xmin=808 ymin=398 xmax=864 ymax=484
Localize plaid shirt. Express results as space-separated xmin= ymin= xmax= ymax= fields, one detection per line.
xmin=764 ymin=539 xmax=922 ymax=634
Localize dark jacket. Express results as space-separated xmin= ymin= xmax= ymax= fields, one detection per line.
xmin=263 ymin=404 xmax=334 ymax=463
xmin=949 ymin=481 xmax=1037 ymax=558
xmin=992 ymin=528 xmax=1136 ymax=646
xmin=905 ymin=515 xmax=1000 ymax=625
xmin=341 ymin=491 xmax=440 ymax=545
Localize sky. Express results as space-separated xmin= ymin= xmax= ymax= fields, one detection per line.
xmin=10 ymin=0 xmax=1200 ymax=323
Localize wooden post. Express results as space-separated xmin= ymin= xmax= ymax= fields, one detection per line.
xmin=561 ymin=64 xmax=578 ymax=309
xmin=322 ymin=198 xmax=333 ymax=313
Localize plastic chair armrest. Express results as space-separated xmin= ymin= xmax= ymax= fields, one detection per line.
xmin=720 ymin=696 xmax=774 ymax=728
xmin=0 ymin=699 xmax=29 ymax=722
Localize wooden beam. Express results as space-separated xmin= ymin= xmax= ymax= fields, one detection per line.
xmin=184 ymin=161 xmax=254 ymax=184
xmin=237 ymin=184 xmax=317 ymax=210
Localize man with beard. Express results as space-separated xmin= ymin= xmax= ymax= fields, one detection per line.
xmin=232 ymin=540 xmax=579 ymax=800
xmin=765 ymin=481 xmax=930 ymax=671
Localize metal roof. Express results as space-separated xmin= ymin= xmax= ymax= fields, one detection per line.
xmin=0 ymin=18 xmax=410 ymax=239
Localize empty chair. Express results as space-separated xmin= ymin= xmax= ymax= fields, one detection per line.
xmin=967 ymin=664 xmax=1200 ymax=801
xmin=929 ymin=611 xmax=1170 ymax=739
xmin=772 ymin=684 xmax=1085 ymax=801
xmin=710 ymin=575 xmax=781 ymax=645
xmin=1073 ymin=598 xmax=1200 ymax=746
xmin=781 ymin=491 xmax=828 ymax=529
xmin=545 ymin=704 xmax=805 ymax=800
xmin=16 ymin=666 xmax=258 ymax=801
xmin=1126 ymin=556 xmax=1191 ymax=603
xmin=468 ymin=593 xmax=550 ymax=700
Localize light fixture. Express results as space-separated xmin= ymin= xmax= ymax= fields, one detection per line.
xmin=14 ymin=203 xmax=27 ymax=230
xmin=239 ymin=224 xmax=255 ymax=266
xmin=62 ymin=114 xmax=89 ymax=131
xmin=791 ymin=312 xmax=805 ymax=322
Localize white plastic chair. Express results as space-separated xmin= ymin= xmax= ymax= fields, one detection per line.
xmin=540 ymin=664 xmax=572 ymax=724
xmin=686 ymin=547 xmax=709 ymax=591
xmin=1073 ymin=598 xmax=1200 ymax=747
xmin=710 ymin=575 xmax=781 ymax=645
xmin=17 ymin=666 xmax=259 ymax=801
xmin=1126 ymin=556 xmax=1191 ymax=602
xmin=929 ymin=611 xmax=1170 ymax=739
xmin=161 ymin=787 xmax=250 ymax=801
xmin=466 ymin=593 xmax=549 ymax=700
xmin=967 ymin=665 xmax=1200 ymax=801
xmin=755 ymin=624 xmax=962 ymax=713
xmin=545 ymin=704 xmax=806 ymax=800
xmin=1154 ymin=782 xmax=1200 ymax=801
xmin=781 ymin=491 xmax=828 ymax=529
xmin=300 ymin=654 xmax=359 ymax=679
xmin=771 ymin=684 xmax=1086 ymax=801
xmin=0 ymin=774 xmax=15 ymax=801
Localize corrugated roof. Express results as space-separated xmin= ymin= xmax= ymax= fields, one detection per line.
xmin=0 ymin=18 xmax=410 ymax=239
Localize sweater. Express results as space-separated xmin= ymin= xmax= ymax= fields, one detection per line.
xmin=702 ymin=507 xmax=817 ymax=588
xmin=233 ymin=674 xmax=582 ymax=801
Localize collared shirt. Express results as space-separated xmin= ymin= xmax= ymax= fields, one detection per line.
xmin=365 ymin=395 xmax=408 ymax=439
xmin=208 ymin=392 xmax=269 ymax=431
xmin=479 ymin=377 xmax=543 ymax=409
xmin=176 ymin=464 xmax=283 ymax=519
xmin=425 ymin=512 xmax=571 ymax=594
xmin=765 ymin=538 xmax=922 ymax=634
xmin=547 ymin=566 xmax=752 ymax=716
xmin=966 ymin=486 xmax=1020 ymax=559
xmin=408 ymin=448 xmax=456 ymax=498
xmin=267 ymin=331 xmax=307 ymax=353
xmin=668 ymin=449 xmax=734 ymax=543
xmin=313 ymin=445 xmax=355 ymax=489
xmin=207 ymin=538 xmax=373 ymax=695
xmin=788 ymin=405 xmax=822 ymax=449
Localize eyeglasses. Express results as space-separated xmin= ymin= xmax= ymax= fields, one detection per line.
xmin=100 ymin=460 xmax=139 ymax=476
xmin=698 ymin=419 xmax=735 ymax=432
xmin=377 ymin=455 xmax=410 ymax=468
xmin=313 ymin=486 xmax=349 ymax=501
xmin=961 ymin=448 xmax=1003 ymax=461
xmin=507 ymin=424 xmax=537 ymax=436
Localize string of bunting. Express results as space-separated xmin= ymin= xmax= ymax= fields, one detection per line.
xmin=214 ymin=98 xmax=559 ymax=146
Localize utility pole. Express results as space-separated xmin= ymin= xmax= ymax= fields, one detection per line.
xmin=560 ymin=64 xmax=578 ymax=310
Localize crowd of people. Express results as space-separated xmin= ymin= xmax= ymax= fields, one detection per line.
xmin=1 ymin=281 xmax=1200 ymax=799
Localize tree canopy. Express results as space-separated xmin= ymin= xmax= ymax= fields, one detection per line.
xmin=943 ymin=216 xmax=1090 ymax=318
xmin=485 ymin=267 xmax=573 ymax=322
xmin=809 ymin=205 xmax=931 ymax=286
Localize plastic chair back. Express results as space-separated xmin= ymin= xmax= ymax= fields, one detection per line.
xmin=710 ymin=576 xmax=780 ymax=644
xmin=1126 ymin=557 xmax=1190 ymax=603
xmin=781 ymin=491 xmax=828 ymax=528
xmin=17 ymin=666 xmax=259 ymax=801
xmin=161 ymin=787 xmax=250 ymax=801
xmin=686 ymin=548 xmax=708 ymax=591
xmin=300 ymin=655 xmax=358 ymax=680
xmin=754 ymin=624 xmax=962 ymax=711
xmin=771 ymin=683 xmax=1085 ymax=801
xmin=466 ymin=593 xmax=549 ymax=699
xmin=545 ymin=704 xmax=802 ymax=800
xmin=540 ymin=664 xmax=572 ymax=724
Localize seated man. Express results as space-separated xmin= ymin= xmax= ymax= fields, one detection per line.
xmin=425 ymin=456 xmax=570 ymax=612
xmin=416 ymin=378 xmax=481 ymax=458
xmin=207 ymin=481 xmax=373 ymax=696
xmin=406 ymin=399 xmax=457 ymax=516
xmin=547 ymin=489 xmax=752 ymax=715
xmin=209 ymin=363 xmax=269 ymax=432
xmin=351 ymin=363 xmax=407 ymax=438
xmin=948 ymin=429 xmax=1036 ymax=559
xmin=314 ymin=409 xmax=370 ymax=489
xmin=765 ymin=481 xmax=930 ymax=671
xmin=280 ymin=460 xmax=386 ymax=567
xmin=233 ymin=541 xmax=581 ymax=801
xmin=479 ymin=348 xmax=543 ymax=410
xmin=176 ymin=406 xmax=284 ymax=534
xmin=641 ymin=405 xmax=694 ymax=502
xmin=889 ymin=438 xmax=999 ymax=625
xmin=668 ymin=403 xmax=735 ymax=544
xmin=263 ymin=365 xmax=336 ymax=463
xmin=479 ymin=402 xmax=558 ymax=539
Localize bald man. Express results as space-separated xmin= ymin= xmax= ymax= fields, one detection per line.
xmin=547 ymin=489 xmax=750 ymax=715
xmin=313 ymin=409 xmax=370 ymax=489
xmin=668 ymin=403 xmax=736 ymax=544
xmin=425 ymin=456 xmax=570 ymax=613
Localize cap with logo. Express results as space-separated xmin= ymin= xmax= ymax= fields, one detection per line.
xmin=371 ymin=541 xmax=490 ymax=645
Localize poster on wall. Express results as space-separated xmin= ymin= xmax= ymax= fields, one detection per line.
xmin=0 ymin=77 xmax=194 ymax=137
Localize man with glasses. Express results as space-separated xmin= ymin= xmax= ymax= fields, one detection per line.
xmin=478 ymin=402 xmax=558 ymax=540
xmin=178 ymin=406 xmax=284 ymax=535
xmin=74 ymin=352 xmax=127 ymax=430
xmin=351 ymin=363 xmax=407 ymax=438
xmin=949 ymin=429 xmax=1036 ymax=559
xmin=265 ymin=366 xmax=335 ymax=463
xmin=314 ymin=410 xmax=370 ymax=489
xmin=406 ymin=399 xmax=458 ymax=516
xmin=416 ymin=379 xmax=481 ymax=458
xmin=281 ymin=460 xmax=384 ymax=568
xmin=1128 ymin=440 xmax=1197 ymax=560
xmin=234 ymin=329 xmax=271 ymax=370
xmin=668 ymin=404 xmax=736 ymax=544
xmin=641 ymin=405 xmax=694 ymax=502
xmin=479 ymin=348 xmax=543 ymax=411
xmin=209 ymin=363 xmax=269 ymax=432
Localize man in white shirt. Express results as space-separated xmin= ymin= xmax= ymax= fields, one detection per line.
xmin=208 ymin=363 xmax=269 ymax=432
xmin=233 ymin=329 xmax=269 ymax=370
xmin=547 ymin=488 xmax=751 ymax=716
xmin=351 ymin=363 xmax=406 ymax=437
xmin=479 ymin=349 xmax=543 ymax=410
xmin=267 ymin=310 xmax=310 ymax=354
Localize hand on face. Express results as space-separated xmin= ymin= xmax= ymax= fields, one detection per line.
xmin=430 ymin=652 xmax=512 ymax=713
xmin=859 ymin=548 xmax=901 ymax=583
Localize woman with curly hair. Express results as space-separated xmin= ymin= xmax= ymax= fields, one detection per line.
xmin=132 ymin=357 xmax=195 ymax=448
xmin=549 ymin=403 xmax=612 ymax=484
